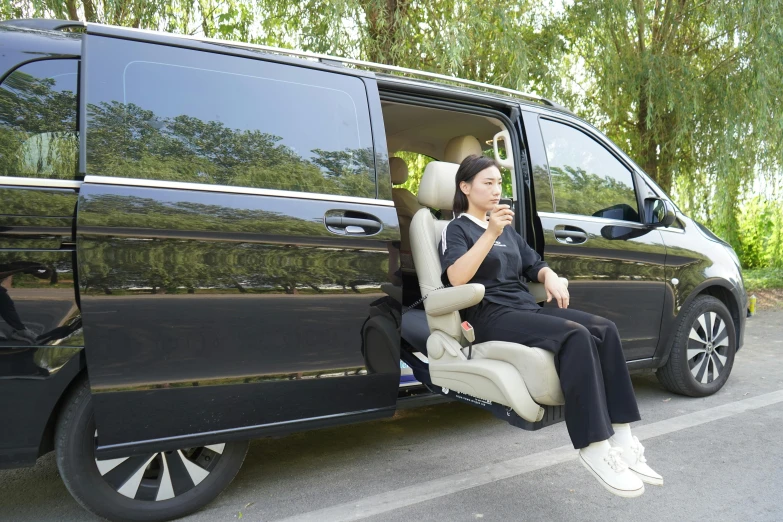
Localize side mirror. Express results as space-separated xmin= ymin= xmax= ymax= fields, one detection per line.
xmin=643 ymin=197 xmax=676 ymax=227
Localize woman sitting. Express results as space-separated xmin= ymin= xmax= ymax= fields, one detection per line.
xmin=439 ymin=155 xmax=662 ymax=498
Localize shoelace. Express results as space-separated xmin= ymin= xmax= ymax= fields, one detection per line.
xmin=629 ymin=436 xmax=647 ymax=464
xmin=604 ymin=447 xmax=630 ymax=473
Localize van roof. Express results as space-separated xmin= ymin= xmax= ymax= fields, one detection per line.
xmin=0 ymin=18 xmax=570 ymax=113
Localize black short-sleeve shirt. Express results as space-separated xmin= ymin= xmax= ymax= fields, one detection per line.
xmin=438 ymin=215 xmax=548 ymax=312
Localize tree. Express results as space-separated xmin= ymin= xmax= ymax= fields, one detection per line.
xmin=554 ymin=0 xmax=783 ymax=249
xmin=8 ymin=0 xmax=782 ymax=260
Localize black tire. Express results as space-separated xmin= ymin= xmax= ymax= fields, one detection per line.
xmin=55 ymin=378 xmax=249 ymax=522
xmin=657 ymin=295 xmax=737 ymax=397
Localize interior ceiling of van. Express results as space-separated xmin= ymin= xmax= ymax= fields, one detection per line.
xmin=381 ymin=101 xmax=504 ymax=160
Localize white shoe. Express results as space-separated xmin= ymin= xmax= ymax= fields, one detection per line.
xmin=579 ymin=446 xmax=645 ymax=498
xmin=610 ymin=435 xmax=663 ymax=486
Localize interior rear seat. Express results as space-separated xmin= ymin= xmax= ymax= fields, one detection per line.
xmin=390 ymin=157 xmax=422 ymax=271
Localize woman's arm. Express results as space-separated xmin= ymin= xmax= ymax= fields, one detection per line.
xmin=445 ymin=230 xmax=496 ymax=286
xmin=537 ymin=267 xmax=570 ymax=309
xmin=445 ymin=206 xmax=513 ymax=286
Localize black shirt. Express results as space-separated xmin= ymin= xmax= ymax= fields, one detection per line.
xmin=438 ymin=214 xmax=548 ymax=312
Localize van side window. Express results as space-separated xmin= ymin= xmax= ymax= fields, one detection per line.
xmin=0 ymin=59 xmax=78 ymax=180
xmin=86 ymin=38 xmax=376 ymax=198
xmin=540 ymin=119 xmax=639 ymax=222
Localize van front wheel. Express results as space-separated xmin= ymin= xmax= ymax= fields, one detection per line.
xmin=55 ymin=378 xmax=249 ymax=522
xmin=656 ymin=295 xmax=736 ymax=397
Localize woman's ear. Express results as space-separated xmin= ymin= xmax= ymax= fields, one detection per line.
xmin=459 ymin=180 xmax=470 ymax=196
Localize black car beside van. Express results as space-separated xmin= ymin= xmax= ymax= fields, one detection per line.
xmin=0 ymin=19 xmax=747 ymax=521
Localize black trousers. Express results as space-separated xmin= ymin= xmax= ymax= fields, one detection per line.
xmin=466 ymin=301 xmax=641 ymax=449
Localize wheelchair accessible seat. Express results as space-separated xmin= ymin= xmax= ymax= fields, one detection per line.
xmin=409 ymin=155 xmax=566 ymax=423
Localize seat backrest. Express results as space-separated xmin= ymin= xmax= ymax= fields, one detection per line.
xmin=443 ymin=135 xmax=483 ymax=164
xmin=410 ymin=160 xmax=463 ymax=341
xmin=389 ymin=157 xmax=422 ymax=219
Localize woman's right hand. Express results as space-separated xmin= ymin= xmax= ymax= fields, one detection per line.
xmin=487 ymin=205 xmax=514 ymax=238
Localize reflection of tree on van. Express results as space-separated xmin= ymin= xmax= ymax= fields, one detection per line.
xmin=550 ymin=166 xmax=638 ymax=220
xmin=87 ymin=101 xmax=376 ymax=198
xmin=78 ymin=237 xmax=388 ymax=296
xmin=0 ymin=65 xmax=77 ymax=179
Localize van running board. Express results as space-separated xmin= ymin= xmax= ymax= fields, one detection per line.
xmin=432 ymin=385 xmax=566 ymax=431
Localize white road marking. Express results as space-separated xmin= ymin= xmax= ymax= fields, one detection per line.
xmin=273 ymin=389 xmax=783 ymax=522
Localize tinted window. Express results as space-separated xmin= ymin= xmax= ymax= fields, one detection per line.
xmin=86 ymin=37 xmax=376 ymax=198
xmin=540 ymin=119 xmax=639 ymax=222
xmin=0 ymin=59 xmax=78 ymax=180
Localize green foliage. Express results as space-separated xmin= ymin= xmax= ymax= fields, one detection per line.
xmin=736 ymin=196 xmax=783 ymax=269
xmin=6 ymin=0 xmax=783 ymax=267
xmin=742 ymin=268 xmax=783 ymax=291
xmin=392 ymin=151 xmax=434 ymax=195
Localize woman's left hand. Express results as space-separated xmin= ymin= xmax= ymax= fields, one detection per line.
xmin=544 ymin=271 xmax=570 ymax=309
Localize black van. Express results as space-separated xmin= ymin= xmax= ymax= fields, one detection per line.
xmin=0 ymin=19 xmax=747 ymax=521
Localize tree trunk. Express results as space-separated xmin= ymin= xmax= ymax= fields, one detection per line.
xmin=636 ymin=76 xmax=663 ymax=189
xmin=65 ymin=0 xmax=80 ymax=21
xmin=362 ymin=0 xmax=409 ymax=64
xmin=83 ymin=0 xmax=97 ymax=22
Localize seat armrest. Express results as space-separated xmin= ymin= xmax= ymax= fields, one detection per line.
xmin=424 ymin=284 xmax=485 ymax=316
xmin=528 ymin=277 xmax=568 ymax=303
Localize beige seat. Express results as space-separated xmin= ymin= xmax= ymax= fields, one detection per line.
xmin=443 ymin=134 xmax=483 ymax=164
xmin=390 ymin=157 xmax=422 ymax=264
xmin=410 ymin=160 xmax=566 ymax=423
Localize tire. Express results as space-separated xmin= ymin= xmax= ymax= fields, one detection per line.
xmin=55 ymin=378 xmax=249 ymax=522
xmin=657 ymin=295 xmax=737 ymax=397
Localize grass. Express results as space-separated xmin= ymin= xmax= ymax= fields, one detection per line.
xmin=743 ymin=267 xmax=783 ymax=291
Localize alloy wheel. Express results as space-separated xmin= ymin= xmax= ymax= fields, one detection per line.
xmin=687 ymin=311 xmax=730 ymax=384
xmin=94 ymin=431 xmax=226 ymax=501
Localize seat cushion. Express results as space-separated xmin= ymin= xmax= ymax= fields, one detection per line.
xmin=468 ymin=341 xmax=565 ymax=405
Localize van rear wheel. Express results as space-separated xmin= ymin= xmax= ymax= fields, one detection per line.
xmin=55 ymin=378 xmax=248 ymax=522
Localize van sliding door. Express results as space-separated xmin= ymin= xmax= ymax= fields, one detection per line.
xmin=78 ymin=28 xmax=401 ymax=456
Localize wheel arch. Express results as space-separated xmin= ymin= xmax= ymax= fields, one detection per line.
xmin=658 ymin=280 xmax=741 ymax=368
xmin=37 ymin=352 xmax=87 ymax=459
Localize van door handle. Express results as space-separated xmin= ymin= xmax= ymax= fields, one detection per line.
xmin=324 ymin=215 xmax=382 ymax=235
xmin=554 ymin=228 xmax=588 ymax=244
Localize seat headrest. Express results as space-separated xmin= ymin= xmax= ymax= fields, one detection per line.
xmin=444 ymin=135 xmax=482 ymax=164
xmin=417 ymin=161 xmax=458 ymax=210
xmin=389 ymin=157 xmax=408 ymax=185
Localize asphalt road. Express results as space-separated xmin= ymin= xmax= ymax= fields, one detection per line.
xmin=1 ymin=309 xmax=782 ymax=521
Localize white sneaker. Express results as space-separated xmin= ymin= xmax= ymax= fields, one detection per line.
xmin=610 ymin=435 xmax=663 ymax=486
xmin=579 ymin=446 xmax=645 ymax=498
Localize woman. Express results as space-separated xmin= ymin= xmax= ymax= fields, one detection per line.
xmin=439 ymin=155 xmax=662 ymax=498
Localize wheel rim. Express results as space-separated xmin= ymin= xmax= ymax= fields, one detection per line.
xmin=687 ymin=311 xmax=731 ymax=385
xmin=94 ymin=432 xmax=225 ymax=501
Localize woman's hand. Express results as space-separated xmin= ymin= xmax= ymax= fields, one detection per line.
xmin=487 ymin=205 xmax=514 ymax=238
xmin=544 ymin=270 xmax=570 ymax=308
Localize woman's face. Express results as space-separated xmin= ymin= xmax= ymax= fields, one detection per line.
xmin=460 ymin=166 xmax=503 ymax=213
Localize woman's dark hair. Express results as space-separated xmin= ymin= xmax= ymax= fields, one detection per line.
xmin=452 ymin=154 xmax=500 ymax=215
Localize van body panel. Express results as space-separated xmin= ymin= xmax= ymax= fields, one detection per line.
xmin=77 ymin=31 xmax=401 ymax=449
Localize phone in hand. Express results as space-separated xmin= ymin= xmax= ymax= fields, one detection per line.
xmin=498 ymin=198 xmax=513 ymax=208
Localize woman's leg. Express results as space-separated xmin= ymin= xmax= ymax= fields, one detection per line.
xmin=536 ymin=306 xmax=641 ymax=425
xmin=469 ymin=303 xmax=614 ymax=449
xmin=536 ymin=306 xmax=662 ymax=485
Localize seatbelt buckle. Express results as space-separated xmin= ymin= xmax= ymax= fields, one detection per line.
xmin=460 ymin=321 xmax=475 ymax=343
xmin=461 ymin=321 xmax=475 ymax=360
